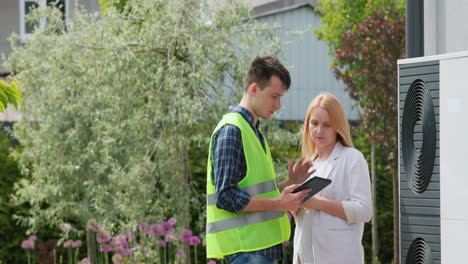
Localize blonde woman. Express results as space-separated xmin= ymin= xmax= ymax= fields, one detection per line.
xmin=293 ymin=93 xmax=372 ymax=264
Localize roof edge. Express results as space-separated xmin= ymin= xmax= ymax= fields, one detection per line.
xmin=253 ymin=0 xmax=318 ymax=18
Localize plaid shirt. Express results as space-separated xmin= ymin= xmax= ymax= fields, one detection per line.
xmin=210 ymin=105 xmax=283 ymax=261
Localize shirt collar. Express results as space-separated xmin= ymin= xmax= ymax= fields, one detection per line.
xmin=229 ymin=105 xmax=260 ymax=129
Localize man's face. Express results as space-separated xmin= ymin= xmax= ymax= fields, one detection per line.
xmin=251 ymin=75 xmax=285 ymax=120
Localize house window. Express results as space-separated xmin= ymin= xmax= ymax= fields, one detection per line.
xmin=19 ymin=0 xmax=69 ymax=42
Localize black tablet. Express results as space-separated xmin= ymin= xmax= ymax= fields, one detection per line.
xmin=292 ymin=176 xmax=332 ymax=202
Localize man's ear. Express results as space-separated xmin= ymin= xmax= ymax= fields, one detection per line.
xmin=249 ymin=82 xmax=258 ymax=95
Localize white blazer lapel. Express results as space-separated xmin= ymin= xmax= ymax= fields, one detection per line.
xmin=322 ymin=141 xmax=345 ymax=179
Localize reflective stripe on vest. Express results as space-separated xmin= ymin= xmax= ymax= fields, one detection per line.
xmin=206 ymin=210 xmax=283 ymax=234
xmin=206 ymin=180 xmax=277 ymax=206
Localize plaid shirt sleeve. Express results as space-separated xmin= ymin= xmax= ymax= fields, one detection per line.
xmin=212 ymin=124 xmax=252 ymax=214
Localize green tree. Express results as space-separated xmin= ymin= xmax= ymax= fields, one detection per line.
xmin=0 ymin=125 xmax=28 ymax=263
xmin=315 ymin=1 xmax=405 ymax=263
xmin=4 ymin=0 xmax=291 ymax=261
xmin=0 ymin=79 xmax=22 ymax=112
xmin=315 ymin=0 xmax=404 ymax=55
xmin=331 ymin=6 xmax=405 ymax=264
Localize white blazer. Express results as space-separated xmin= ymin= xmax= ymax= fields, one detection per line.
xmin=293 ymin=141 xmax=372 ymax=264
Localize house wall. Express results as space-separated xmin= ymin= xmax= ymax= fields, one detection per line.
xmin=0 ymin=0 xmax=99 ymax=121
xmin=257 ymin=6 xmax=358 ymax=121
xmin=424 ymin=0 xmax=468 ymax=56
xmin=0 ymin=0 xmax=100 ymax=73
xmin=0 ymin=0 xmax=20 ymax=73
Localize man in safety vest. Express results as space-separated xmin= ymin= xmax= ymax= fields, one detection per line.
xmin=206 ymin=55 xmax=312 ymax=264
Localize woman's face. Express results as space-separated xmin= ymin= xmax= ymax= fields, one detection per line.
xmin=308 ymin=107 xmax=338 ymax=151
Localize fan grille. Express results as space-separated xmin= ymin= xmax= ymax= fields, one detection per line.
xmin=401 ymin=79 xmax=437 ymax=194
xmin=405 ymin=238 xmax=433 ymax=264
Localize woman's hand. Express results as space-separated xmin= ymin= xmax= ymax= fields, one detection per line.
xmin=302 ymin=195 xmax=348 ymax=221
xmin=302 ymin=194 xmax=323 ymax=210
xmin=288 ymin=158 xmax=315 ymax=184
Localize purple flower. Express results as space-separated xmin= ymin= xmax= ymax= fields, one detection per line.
xmin=125 ymin=231 xmax=134 ymax=240
xmin=99 ymin=244 xmax=113 ymax=252
xmin=63 ymin=240 xmax=73 ymax=248
xmin=161 ymin=221 xmax=174 ymax=235
xmin=179 ymin=229 xmax=192 ymax=241
xmin=61 ymin=223 xmax=71 ymax=232
xmin=167 ymin=217 xmax=177 ymax=226
xmin=148 ymin=224 xmax=165 ymax=237
xmin=282 ymin=240 xmax=290 ymax=247
xmin=21 ymin=240 xmax=34 ymax=249
xmin=208 ymin=261 xmax=216 ymax=264
xmin=189 ymin=235 xmax=200 ymax=246
xmin=28 ymin=235 xmax=37 ymax=241
xmin=158 ymin=240 xmax=166 ymax=248
xmin=71 ymin=240 xmax=82 ymax=248
xmin=97 ymin=231 xmax=112 ymax=243
xmin=114 ymin=234 xmax=129 ymax=248
xmin=176 ymin=248 xmax=185 ymax=256
xmin=138 ymin=221 xmax=149 ymax=232
xmin=120 ymin=248 xmax=132 ymax=256
xmin=87 ymin=219 xmax=101 ymax=232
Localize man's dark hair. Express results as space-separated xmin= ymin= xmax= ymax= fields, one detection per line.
xmin=243 ymin=55 xmax=291 ymax=92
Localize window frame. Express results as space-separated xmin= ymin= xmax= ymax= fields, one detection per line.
xmin=19 ymin=0 xmax=70 ymax=42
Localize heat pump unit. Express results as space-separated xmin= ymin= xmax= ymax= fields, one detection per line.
xmin=398 ymin=51 xmax=468 ymax=264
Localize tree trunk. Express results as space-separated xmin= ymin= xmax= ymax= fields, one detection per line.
xmin=371 ymin=140 xmax=378 ymax=264
xmin=182 ymin=144 xmax=192 ymax=264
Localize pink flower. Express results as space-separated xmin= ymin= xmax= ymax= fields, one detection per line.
xmin=61 ymin=223 xmax=71 ymax=232
xmin=138 ymin=221 xmax=149 ymax=232
xmin=282 ymin=240 xmax=290 ymax=247
xmin=161 ymin=221 xmax=174 ymax=235
xmin=167 ymin=217 xmax=177 ymax=226
xmin=21 ymin=240 xmax=34 ymax=249
xmin=114 ymin=234 xmax=129 ymax=248
xmin=148 ymin=224 xmax=165 ymax=237
xmin=189 ymin=235 xmax=200 ymax=246
xmin=87 ymin=220 xmax=101 ymax=232
xmin=28 ymin=235 xmax=37 ymax=241
xmin=71 ymin=240 xmax=82 ymax=248
xmin=207 ymin=261 xmax=216 ymax=264
xmin=176 ymin=248 xmax=185 ymax=256
xmin=179 ymin=229 xmax=192 ymax=241
xmin=158 ymin=240 xmax=166 ymax=248
xmin=120 ymin=248 xmax=132 ymax=256
xmin=63 ymin=240 xmax=73 ymax=248
xmin=99 ymin=244 xmax=113 ymax=252
xmin=97 ymin=231 xmax=112 ymax=243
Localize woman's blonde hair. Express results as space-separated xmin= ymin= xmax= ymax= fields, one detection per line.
xmin=301 ymin=93 xmax=353 ymax=159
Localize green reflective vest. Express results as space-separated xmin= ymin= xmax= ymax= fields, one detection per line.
xmin=206 ymin=113 xmax=290 ymax=259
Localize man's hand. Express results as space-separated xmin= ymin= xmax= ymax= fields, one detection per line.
xmin=276 ymin=184 xmax=309 ymax=212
